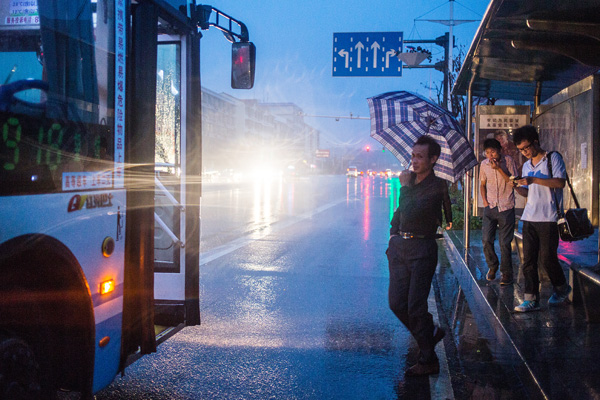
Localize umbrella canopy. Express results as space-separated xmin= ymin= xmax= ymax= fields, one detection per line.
xmin=367 ymin=91 xmax=478 ymax=183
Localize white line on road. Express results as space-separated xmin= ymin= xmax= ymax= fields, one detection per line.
xmin=199 ymin=197 xmax=348 ymax=266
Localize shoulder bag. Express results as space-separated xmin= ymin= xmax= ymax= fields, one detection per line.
xmin=548 ymin=151 xmax=594 ymax=242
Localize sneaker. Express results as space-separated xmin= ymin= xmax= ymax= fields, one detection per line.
xmin=433 ymin=327 xmax=445 ymax=347
xmin=405 ymin=359 xmax=440 ymax=376
xmin=486 ymin=270 xmax=496 ymax=281
xmin=514 ymin=300 xmax=540 ymax=313
xmin=500 ymin=275 xmax=514 ymax=286
xmin=548 ymin=285 xmax=572 ymax=306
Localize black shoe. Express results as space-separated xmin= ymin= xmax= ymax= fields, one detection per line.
xmin=433 ymin=327 xmax=445 ymax=346
xmin=500 ymin=275 xmax=514 ymax=286
xmin=405 ymin=360 xmax=440 ymax=376
xmin=486 ymin=270 xmax=496 ymax=281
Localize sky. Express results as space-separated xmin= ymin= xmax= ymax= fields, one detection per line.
xmin=198 ymin=0 xmax=491 ymax=154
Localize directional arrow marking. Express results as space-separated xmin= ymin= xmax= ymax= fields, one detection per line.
xmin=355 ymin=42 xmax=364 ymax=68
xmin=371 ymin=41 xmax=380 ymax=68
xmin=385 ymin=49 xmax=396 ymax=68
xmin=338 ymin=49 xmax=349 ymax=68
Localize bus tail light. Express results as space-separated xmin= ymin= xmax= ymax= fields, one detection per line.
xmin=100 ymin=279 xmax=115 ymax=295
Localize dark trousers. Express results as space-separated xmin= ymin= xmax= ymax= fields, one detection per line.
xmin=482 ymin=206 xmax=515 ymax=277
xmin=387 ymin=236 xmax=438 ymax=364
xmin=522 ymin=221 xmax=567 ymax=300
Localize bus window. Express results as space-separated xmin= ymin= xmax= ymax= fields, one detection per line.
xmin=0 ymin=0 xmax=116 ymax=195
xmin=156 ymin=42 xmax=181 ymax=175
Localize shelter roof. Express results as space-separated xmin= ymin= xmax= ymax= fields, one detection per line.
xmin=453 ymin=0 xmax=600 ymax=101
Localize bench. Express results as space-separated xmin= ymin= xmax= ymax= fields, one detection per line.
xmin=514 ymin=227 xmax=600 ymax=322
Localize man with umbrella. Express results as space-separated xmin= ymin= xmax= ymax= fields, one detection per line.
xmin=387 ymin=135 xmax=453 ymax=376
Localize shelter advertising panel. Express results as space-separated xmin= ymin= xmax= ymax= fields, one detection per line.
xmin=474 ymin=105 xmax=530 ymax=216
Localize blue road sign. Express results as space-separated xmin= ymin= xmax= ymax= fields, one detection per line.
xmin=333 ymin=32 xmax=403 ymax=77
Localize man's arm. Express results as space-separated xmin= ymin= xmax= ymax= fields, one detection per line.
xmin=442 ymin=182 xmax=453 ymax=230
xmin=480 ymin=181 xmax=489 ymax=207
xmin=390 ymin=207 xmax=401 ymax=237
xmin=520 ymin=176 xmax=566 ymax=189
xmin=490 ymin=158 xmax=511 ymax=182
xmin=515 ymin=186 xmax=529 ymax=197
xmin=495 ymin=166 xmax=511 ymax=183
xmin=517 ymin=152 xmax=566 ymax=189
xmin=399 ymin=170 xmax=414 ymax=187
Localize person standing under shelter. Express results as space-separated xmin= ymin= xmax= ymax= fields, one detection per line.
xmin=387 ymin=135 xmax=453 ymax=376
xmin=494 ymin=130 xmax=521 ymax=169
xmin=480 ymin=138 xmax=518 ymax=285
xmin=512 ymin=125 xmax=572 ymax=312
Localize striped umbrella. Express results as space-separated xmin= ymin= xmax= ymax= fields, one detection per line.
xmin=367 ymin=91 xmax=478 ymax=183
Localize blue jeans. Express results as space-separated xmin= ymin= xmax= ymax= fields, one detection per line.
xmin=387 ymin=236 xmax=438 ymax=364
xmin=482 ymin=206 xmax=515 ymax=278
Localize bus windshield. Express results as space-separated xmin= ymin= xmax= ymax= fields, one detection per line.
xmin=0 ymin=0 xmax=116 ymax=195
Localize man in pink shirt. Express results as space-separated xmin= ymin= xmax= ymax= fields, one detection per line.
xmin=480 ymin=138 xmax=519 ymax=285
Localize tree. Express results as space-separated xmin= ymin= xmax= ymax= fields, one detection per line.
xmin=421 ymin=44 xmax=491 ymax=132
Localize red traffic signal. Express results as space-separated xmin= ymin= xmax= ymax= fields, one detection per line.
xmin=231 ymin=42 xmax=256 ymax=89
xmin=366 ymin=145 xmax=370 ymax=152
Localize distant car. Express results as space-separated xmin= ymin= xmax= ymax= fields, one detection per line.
xmin=366 ymin=169 xmax=375 ymax=177
xmin=385 ymin=169 xmax=393 ymax=178
xmin=347 ymin=166 xmax=358 ymax=177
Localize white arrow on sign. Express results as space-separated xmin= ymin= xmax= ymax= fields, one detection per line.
xmin=371 ymin=41 xmax=381 ymax=68
xmin=338 ymin=49 xmax=349 ymax=68
xmin=385 ymin=49 xmax=396 ymax=68
xmin=355 ymin=41 xmax=364 ymax=68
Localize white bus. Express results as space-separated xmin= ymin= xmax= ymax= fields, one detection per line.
xmin=0 ymin=1 xmax=254 ymax=398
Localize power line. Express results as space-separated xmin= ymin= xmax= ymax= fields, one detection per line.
xmin=300 ymin=113 xmax=369 ymax=121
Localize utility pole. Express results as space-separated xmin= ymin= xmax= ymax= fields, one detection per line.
xmin=412 ymin=0 xmax=478 ymax=111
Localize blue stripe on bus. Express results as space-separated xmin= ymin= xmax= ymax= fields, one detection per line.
xmin=93 ymin=312 xmax=123 ymax=393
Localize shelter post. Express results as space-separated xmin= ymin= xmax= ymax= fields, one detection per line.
xmin=463 ymin=83 xmax=474 ymax=249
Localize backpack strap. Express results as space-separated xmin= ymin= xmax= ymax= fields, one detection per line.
xmin=547 ymin=151 xmax=580 ymax=215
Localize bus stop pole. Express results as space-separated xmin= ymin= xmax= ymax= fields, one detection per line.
xmin=464 ymin=81 xmax=474 ymax=249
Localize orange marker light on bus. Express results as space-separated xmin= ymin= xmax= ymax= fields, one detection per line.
xmin=100 ymin=279 xmax=115 ymax=295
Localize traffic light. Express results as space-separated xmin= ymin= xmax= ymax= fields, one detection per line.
xmin=366 ymin=145 xmax=370 ymax=152
xmin=231 ymin=42 xmax=256 ymax=89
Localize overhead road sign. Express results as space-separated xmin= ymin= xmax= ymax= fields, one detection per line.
xmin=333 ymin=32 xmax=403 ymax=77
xmin=316 ymin=149 xmax=330 ymax=158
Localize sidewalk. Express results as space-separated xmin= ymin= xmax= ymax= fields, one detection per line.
xmin=442 ymin=229 xmax=600 ymax=400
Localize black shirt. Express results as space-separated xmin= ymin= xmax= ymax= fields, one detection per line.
xmin=390 ymin=171 xmax=452 ymax=236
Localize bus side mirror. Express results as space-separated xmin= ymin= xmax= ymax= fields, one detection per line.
xmin=231 ymin=42 xmax=256 ymax=89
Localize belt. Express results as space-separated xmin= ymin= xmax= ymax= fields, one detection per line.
xmin=397 ymin=231 xmax=441 ymax=239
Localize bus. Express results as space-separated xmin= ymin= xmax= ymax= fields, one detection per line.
xmin=0 ymin=1 xmax=254 ymax=398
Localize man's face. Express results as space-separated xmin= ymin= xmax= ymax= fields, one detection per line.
xmin=485 ymin=147 xmax=501 ymax=161
xmin=516 ymin=139 xmax=539 ymax=159
xmin=411 ymin=144 xmax=437 ymax=174
xmin=495 ymin=134 xmax=508 ymax=145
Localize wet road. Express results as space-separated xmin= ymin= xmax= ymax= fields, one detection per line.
xmin=95 ymin=175 xmax=468 ymax=399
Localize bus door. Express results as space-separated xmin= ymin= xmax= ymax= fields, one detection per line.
xmin=152 ymin=14 xmax=201 ymax=331
xmin=154 ymin=34 xmax=186 ymax=328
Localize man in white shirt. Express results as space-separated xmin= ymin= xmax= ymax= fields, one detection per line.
xmin=512 ymin=125 xmax=572 ymax=312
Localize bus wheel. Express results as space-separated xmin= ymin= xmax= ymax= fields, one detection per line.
xmin=0 ymin=335 xmax=42 ymax=400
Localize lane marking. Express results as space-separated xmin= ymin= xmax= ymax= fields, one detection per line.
xmin=200 ymin=197 xmax=347 ymax=266
xmin=428 ymin=287 xmax=455 ymax=399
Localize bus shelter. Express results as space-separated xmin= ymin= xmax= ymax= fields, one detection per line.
xmin=453 ymin=0 xmax=600 ymax=265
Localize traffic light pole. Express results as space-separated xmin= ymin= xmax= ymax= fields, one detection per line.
xmin=403 ymin=33 xmax=450 ymax=109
